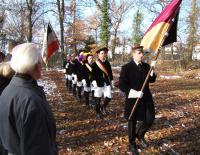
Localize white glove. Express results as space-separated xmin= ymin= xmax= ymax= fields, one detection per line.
xmin=128 ymin=89 xmax=143 ymax=98
xmin=82 ymin=79 xmax=87 ymax=86
xmin=150 ymin=70 xmax=154 ymax=76
xmin=92 ymin=80 xmax=98 ymax=88
xmin=111 ymin=80 xmax=115 ymax=88
xmin=65 ymin=63 xmax=69 ymax=69
xmin=150 ymin=60 xmax=157 ymax=68
xmin=74 ymin=74 xmax=77 ymax=83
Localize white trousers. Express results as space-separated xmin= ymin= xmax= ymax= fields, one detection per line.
xmin=94 ymin=85 xmax=112 ymax=98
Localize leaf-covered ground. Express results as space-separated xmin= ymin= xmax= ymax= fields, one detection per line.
xmin=42 ymin=69 xmax=200 ymax=155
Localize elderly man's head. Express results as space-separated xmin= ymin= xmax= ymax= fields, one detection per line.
xmin=10 ymin=43 xmax=42 ymax=80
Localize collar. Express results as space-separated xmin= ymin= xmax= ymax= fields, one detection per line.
xmin=133 ymin=59 xmax=142 ymax=66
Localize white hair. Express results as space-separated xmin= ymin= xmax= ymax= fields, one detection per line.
xmin=10 ymin=43 xmax=41 ymax=74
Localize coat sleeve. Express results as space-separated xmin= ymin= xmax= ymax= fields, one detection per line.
xmin=108 ymin=62 xmax=113 ymax=81
xmin=21 ymin=99 xmax=57 ymax=155
xmin=146 ymin=64 xmax=156 ymax=83
xmin=119 ymin=65 xmax=130 ymax=94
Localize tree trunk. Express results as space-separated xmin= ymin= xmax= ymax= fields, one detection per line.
xmin=27 ymin=0 xmax=33 ymax=42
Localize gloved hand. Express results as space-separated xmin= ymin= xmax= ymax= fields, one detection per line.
xmin=82 ymin=79 xmax=87 ymax=86
xmin=74 ymin=74 xmax=77 ymax=83
xmin=111 ymin=80 xmax=115 ymax=88
xmin=91 ymin=80 xmax=98 ymax=88
xmin=128 ymin=89 xmax=143 ymax=98
xmin=150 ymin=60 xmax=157 ymax=68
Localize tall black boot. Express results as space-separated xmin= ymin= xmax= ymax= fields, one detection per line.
xmin=95 ymin=97 xmax=102 ymax=119
xmin=84 ymin=91 xmax=89 ymax=106
xmin=77 ymin=86 xmax=82 ymax=103
xmin=90 ymin=90 xmax=95 ymax=106
xmin=72 ymin=84 xmax=77 ymax=96
xmin=68 ymin=80 xmax=72 ymax=92
xmin=102 ymin=97 xmax=111 ymax=114
xmin=65 ymin=78 xmax=68 ymax=89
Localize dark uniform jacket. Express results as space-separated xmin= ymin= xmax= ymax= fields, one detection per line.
xmin=76 ymin=61 xmax=83 ymax=82
xmin=63 ymin=59 xmax=69 ymax=74
xmin=119 ymin=61 xmax=156 ymax=120
xmin=0 ymin=74 xmax=58 ymax=155
xmin=68 ymin=60 xmax=75 ymax=75
xmin=82 ymin=63 xmax=93 ymax=87
xmin=92 ymin=59 xmax=113 ymax=87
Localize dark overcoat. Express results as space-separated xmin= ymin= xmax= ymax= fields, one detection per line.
xmin=82 ymin=63 xmax=93 ymax=87
xmin=92 ymin=59 xmax=113 ymax=87
xmin=119 ymin=61 xmax=156 ymax=121
xmin=0 ymin=74 xmax=58 ymax=155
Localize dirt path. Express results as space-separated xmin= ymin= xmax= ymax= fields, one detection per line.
xmin=43 ymin=70 xmax=200 ymax=155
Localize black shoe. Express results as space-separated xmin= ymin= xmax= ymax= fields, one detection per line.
xmin=96 ymin=114 xmax=103 ymax=120
xmin=138 ymin=136 xmax=148 ymax=148
xmin=129 ymin=143 xmax=139 ymax=155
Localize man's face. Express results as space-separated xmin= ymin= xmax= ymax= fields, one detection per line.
xmin=98 ymin=51 xmax=106 ymax=61
xmin=132 ymin=50 xmax=144 ymax=63
xmin=87 ymin=55 xmax=93 ymax=64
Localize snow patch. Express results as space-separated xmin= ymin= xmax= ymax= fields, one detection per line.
xmin=37 ymin=79 xmax=57 ymax=95
xmin=159 ymin=75 xmax=181 ymax=79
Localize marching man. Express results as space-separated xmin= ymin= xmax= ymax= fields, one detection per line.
xmin=82 ymin=53 xmax=94 ymax=107
xmin=119 ymin=44 xmax=157 ymax=154
xmin=92 ymin=45 xmax=113 ymax=119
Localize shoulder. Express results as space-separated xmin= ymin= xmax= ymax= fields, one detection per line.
xmin=122 ymin=61 xmax=132 ymax=69
xmin=142 ymin=62 xmax=150 ymax=69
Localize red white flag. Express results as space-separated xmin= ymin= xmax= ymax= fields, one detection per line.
xmin=42 ymin=23 xmax=60 ymax=65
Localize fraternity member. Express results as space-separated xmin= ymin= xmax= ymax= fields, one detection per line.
xmin=63 ymin=54 xmax=70 ymax=89
xmin=82 ymin=53 xmax=93 ymax=106
xmin=92 ymin=45 xmax=113 ymax=119
xmin=119 ymin=44 xmax=156 ymax=154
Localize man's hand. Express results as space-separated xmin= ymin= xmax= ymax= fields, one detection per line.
xmin=128 ymin=89 xmax=143 ymax=98
xmin=150 ymin=60 xmax=157 ymax=68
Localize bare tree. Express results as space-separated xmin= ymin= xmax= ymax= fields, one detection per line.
xmin=186 ymin=0 xmax=199 ymax=61
xmin=110 ymin=0 xmax=135 ymax=59
xmin=56 ymin=0 xmax=65 ymax=53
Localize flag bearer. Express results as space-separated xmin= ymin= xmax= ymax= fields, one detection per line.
xmin=119 ymin=45 xmax=157 ymax=154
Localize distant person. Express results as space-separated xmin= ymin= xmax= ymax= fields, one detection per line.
xmin=0 ymin=62 xmax=15 ymax=155
xmin=0 ymin=43 xmax=58 ymax=155
xmin=5 ymin=40 xmax=19 ymax=61
xmin=0 ymin=62 xmax=15 ymax=94
xmin=82 ymin=53 xmax=94 ymax=107
xmin=119 ymin=45 xmax=157 ymax=154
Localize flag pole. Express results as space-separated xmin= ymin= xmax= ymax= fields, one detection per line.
xmin=128 ymin=7 xmax=180 ymax=121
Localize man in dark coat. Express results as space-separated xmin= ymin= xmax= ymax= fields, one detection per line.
xmin=92 ymin=45 xmax=113 ymax=119
xmin=63 ymin=54 xmax=70 ymax=89
xmin=82 ymin=53 xmax=93 ymax=106
xmin=0 ymin=43 xmax=58 ymax=155
xmin=119 ymin=45 xmax=157 ymax=154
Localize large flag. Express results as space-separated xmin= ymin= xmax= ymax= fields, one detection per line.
xmin=42 ymin=23 xmax=60 ymax=65
xmin=140 ymin=0 xmax=182 ymax=53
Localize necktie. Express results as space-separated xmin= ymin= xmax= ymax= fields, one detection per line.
xmin=138 ymin=64 xmax=142 ymax=72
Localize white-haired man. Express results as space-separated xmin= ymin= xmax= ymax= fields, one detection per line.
xmin=0 ymin=43 xmax=58 ymax=155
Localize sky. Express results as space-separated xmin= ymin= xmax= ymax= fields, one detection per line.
xmin=82 ymin=0 xmax=199 ymax=43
